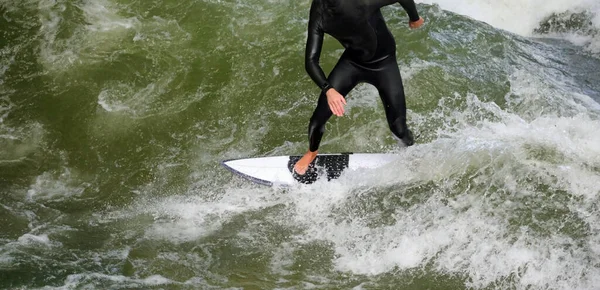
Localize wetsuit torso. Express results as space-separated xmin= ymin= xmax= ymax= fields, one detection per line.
xmin=305 ymin=0 xmax=420 ymax=92
xmin=301 ymin=0 xmax=419 ymax=155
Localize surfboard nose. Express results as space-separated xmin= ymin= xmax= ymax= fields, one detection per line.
xmin=221 ymin=156 xmax=296 ymax=186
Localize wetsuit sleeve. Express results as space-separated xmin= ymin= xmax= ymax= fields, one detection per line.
xmin=305 ymin=1 xmax=332 ymax=93
xmin=369 ymin=0 xmax=420 ymax=22
xmin=397 ymin=0 xmax=420 ymax=22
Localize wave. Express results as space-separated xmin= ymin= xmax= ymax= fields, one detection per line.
xmin=421 ymin=0 xmax=600 ymax=54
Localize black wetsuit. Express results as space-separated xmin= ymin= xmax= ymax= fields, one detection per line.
xmin=305 ymin=0 xmax=420 ymax=152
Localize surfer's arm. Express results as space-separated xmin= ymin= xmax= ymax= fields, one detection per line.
xmin=397 ymin=0 xmax=420 ymax=22
xmin=305 ymin=1 xmax=332 ymax=93
xmin=368 ymin=0 xmax=420 ymax=22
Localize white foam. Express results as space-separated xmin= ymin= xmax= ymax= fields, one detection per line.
xmin=117 ymin=86 xmax=600 ymax=289
xmin=0 ymin=254 xmax=14 ymax=266
xmin=96 ymin=80 xmax=172 ymax=117
xmin=16 ymin=233 xmax=52 ymax=246
xmin=0 ymin=96 xmax=13 ymax=124
xmin=269 ymin=242 xmax=295 ymax=276
xmin=420 ymin=0 xmax=600 ymax=54
xmin=505 ymin=67 xmax=600 ymax=119
xmin=142 ymin=187 xmax=284 ymax=243
xmin=62 ymin=273 xmax=172 ymax=287
xmin=95 ymin=68 xmax=200 ymax=118
xmin=97 ymin=88 xmax=132 ymax=113
xmin=0 ymin=121 xmax=45 ymax=163
xmin=586 ymin=36 xmax=600 ymax=54
xmin=0 ymin=52 xmax=14 ymax=84
xmin=294 ymin=148 xmax=595 ymax=288
xmin=26 ymin=167 xmax=87 ymax=201
xmin=79 ymin=0 xmax=137 ymax=32
xmin=44 ymin=271 xmax=233 ymax=289
xmin=110 ymin=113 xmax=600 ymax=290
xmin=37 ymin=0 xmax=139 ymax=70
xmin=254 ymin=84 xmax=600 ymax=288
xmin=345 ymin=83 xmax=380 ymax=112
xmin=420 ymin=0 xmax=599 ymax=36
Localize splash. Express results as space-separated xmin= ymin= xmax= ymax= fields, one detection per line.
xmin=421 ymin=0 xmax=600 ymax=54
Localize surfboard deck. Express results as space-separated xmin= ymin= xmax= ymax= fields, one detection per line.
xmin=221 ymin=153 xmax=398 ymax=186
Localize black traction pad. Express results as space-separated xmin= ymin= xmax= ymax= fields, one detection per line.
xmin=287 ymin=154 xmax=351 ymax=184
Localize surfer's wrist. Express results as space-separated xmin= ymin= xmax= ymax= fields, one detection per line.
xmin=409 ymin=17 xmax=424 ymax=29
xmin=321 ymin=82 xmax=332 ymax=93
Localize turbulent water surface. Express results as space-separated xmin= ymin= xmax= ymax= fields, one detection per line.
xmin=1 ymin=0 xmax=600 ymax=289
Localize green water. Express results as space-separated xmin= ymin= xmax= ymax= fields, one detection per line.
xmin=1 ymin=0 xmax=600 ymax=289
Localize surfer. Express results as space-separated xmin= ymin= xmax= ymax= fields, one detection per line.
xmin=294 ymin=0 xmax=425 ymax=175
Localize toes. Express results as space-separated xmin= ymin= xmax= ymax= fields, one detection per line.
xmin=293 ymin=164 xmax=306 ymax=175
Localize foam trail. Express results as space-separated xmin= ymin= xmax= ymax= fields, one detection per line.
xmin=138 ymin=187 xmax=285 ymax=243
xmin=45 ymin=273 xmax=224 ymax=289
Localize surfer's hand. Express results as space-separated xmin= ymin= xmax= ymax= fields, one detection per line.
xmin=409 ymin=17 xmax=424 ymax=29
xmin=326 ymin=88 xmax=346 ymax=116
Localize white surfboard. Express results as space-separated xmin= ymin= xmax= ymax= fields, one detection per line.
xmin=221 ymin=153 xmax=398 ymax=186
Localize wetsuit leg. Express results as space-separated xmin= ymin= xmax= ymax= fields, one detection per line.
xmin=366 ymin=56 xmax=414 ymax=146
xmin=308 ymin=55 xmax=361 ymax=152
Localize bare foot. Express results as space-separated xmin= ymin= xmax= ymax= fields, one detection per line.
xmin=293 ymin=151 xmax=318 ymax=175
